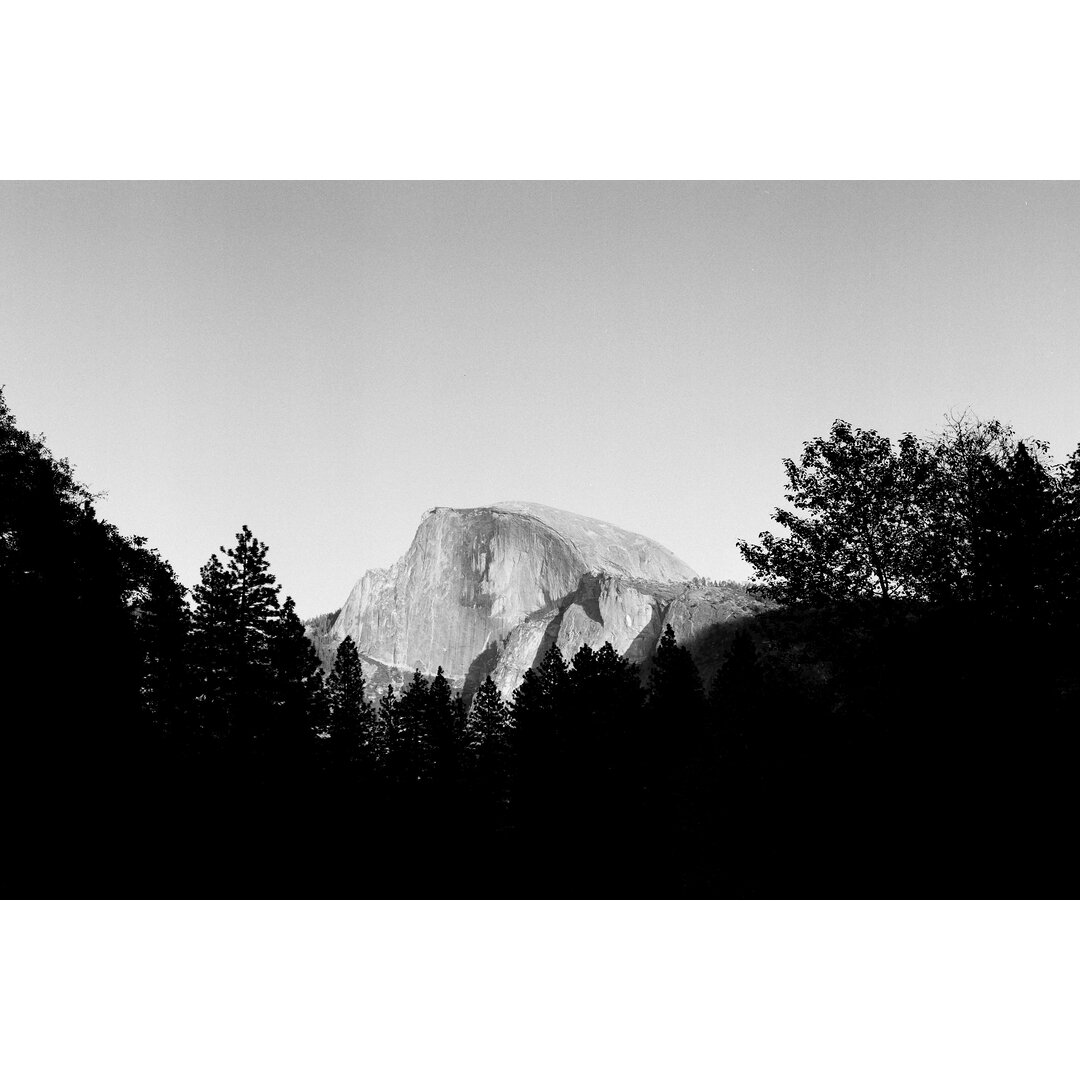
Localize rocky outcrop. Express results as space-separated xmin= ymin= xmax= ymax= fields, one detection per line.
xmin=487 ymin=573 xmax=771 ymax=698
xmin=315 ymin=501 xmax=766 ymax=699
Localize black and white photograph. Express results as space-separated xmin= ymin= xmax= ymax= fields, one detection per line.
xmin=5 ymin=178 xmax=1080 ymax=896
xmin=2 ymin=7 xmax=1078 ymax=1079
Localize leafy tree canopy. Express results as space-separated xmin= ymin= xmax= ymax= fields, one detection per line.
xmin=737 ymin=414 xmax=1075 ymax=616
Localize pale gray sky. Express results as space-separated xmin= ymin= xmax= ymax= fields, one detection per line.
xmin=4 ymin=181 xmax=1080 ymax=616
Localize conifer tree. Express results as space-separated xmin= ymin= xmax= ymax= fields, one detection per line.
xmin=464 ymin=676 xmax=512 ymax=814
xmin=452 ymin=692 xmax=468 ymax=751
xmin=267 ymin=594 xmax=326 ymax=753
xmin=588 ymin=641 xmax=645 ymax=771
xmin=645 ymin=625 xmax=709 ymax=863
xmin=190 ymin=526 xmax=301 ymax=747
xmin=648 ymin=625 xmax=705 ymax=724
xmin=425 ymin=666 xmax=457 ymax=785
xmin=511 ymin=644 xmax=569 ymax=766
xmin=465 ymin=677 xmax=511 ymax=758
xmin=988 ymin=441 xmax=1058 ymax=626
xmin=510 ymin=644 xmax=569 ymax=833
xmin=510 ymin=665 xmax=543 ymax=728
xmin=190 ymin=551 xmax=231 ymax=727
xmin=326 ymin=636 xmax=373 ymax=763
xmin=375 ymin=684 xmax=399 ymax=774
xmin=396 ymin=670 xmax=430 ymax=784
xmin=566 ymin=643 xmax=632 ymax=765
xmin=538 ymin=642 xmax=569 ymax=702
xmin=204 ymin=526 xmax=281 ymax=663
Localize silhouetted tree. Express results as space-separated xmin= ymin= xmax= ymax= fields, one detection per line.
xmin=1058 ymin=444 xmax=1080 ymax=635
xmin=267 ymin=594 xmax=326 ymax=753
xmin=708 ymin=630 xmax=770 ymax=853
xmin=127 ymin=540 xmax=193 ymax=742
xmin=375 ymin=684 xmax=399 ymax=774
xmin=396 ymin=669 xmax=430 ymax=786
xmin=190 ymin=527 xmax=283 ymax=743
xmin=982 ymin=441 xmax=1058 ymax=626
xmin=566 ymin=642 xmax=647 ymax=885
xmin=189 ymin=552 xmax=232 ymax=738
xmin=190 ymin=526 xmax=326 ymax=762
xmin=737 ymin=414 xmax=1065 ymax=617
xmin=510 ymin=644 xmax=569 ymax=842
xmin=709 ymin=630 xmax=764 ymax=757
xmin=648 ymin=625 xmax=706 ymax=731
xmin=1 ymin=388 xmax=197 ymax=882
xmin=425 ymin=666 xmax=458 ymax=788
xmin=464 ymin=677 xmax=512 ymax=807
xmin=738 ymin=420 xmax=938 ymax=606
xmin=326 ymin=636 xmax=372 ymax=763
xmin=918 ymin=415 xmax=1019 ymax=604
xmin=644 ymin=625 xmax=711 ymax=885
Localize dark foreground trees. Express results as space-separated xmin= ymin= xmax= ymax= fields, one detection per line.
xmin=737 ymin=414 xmax=1080 ymax=625
xmin=326 ymin=636 xmax=372 ymax=763
xmin=733 ymin=414 xmax=1080 ymax=891
xmin=737 ymin=420 xmax=938 ymax=605
xmin=6 ymin=386 xmax=1080 ymax=895
xmin=1 ymin=389 xmax=193 ymax=879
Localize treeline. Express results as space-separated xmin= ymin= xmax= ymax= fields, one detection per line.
xmin=0 ymin=385 xmax=724 ymax=892
xmin=5 ymin=386 xmax=1080 ymax=894
xmin=731 ymin=415 xmax=1080 ymax=892
xmin=316 ymin=625 xmax=743 ymax=893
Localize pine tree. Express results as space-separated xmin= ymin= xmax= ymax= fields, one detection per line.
xmin=510 ymin=644 xmax=569 ymax=835
xmin=375 ymin=684 xmax=399 ymax=774
xmin=267 ymin=594 xmax=326 ymax=754
xmin=562 ymin=642 xmax=644 ymax=840
xmin=538 ymin=643 xmax=569 ymax=701
xmin=326 ymin=636 xmax=373 ymax=764
xmin=227 ymin=526 xmax=280 ymax=636
xmin=452 ymin=693 xmax=468 ymax=752
xmin=396 ymin=670 xmax=430 ymax=785
xmin=465 ymin=677 xmax=511 ymax=759
xmin=425 ymin=666 xmax=457 ymax=786
xmin=190 ymin=551 xmax=230 ymax=718
xmin=645 ymin=625 xmax=709 ymax=871
xmin=589 ymin=642 xmax=645 ymax=775
xmin=189 ymin=525 xmax=297 ymax=748
xmin=511 ymin=644 xmax=569 ymax=767
xmin=988 ymin=441 xmax=1058 ymax=626
xmin=648 ymin=625 xmax=705 ymax=725
xmin=464 ymin=676 xmax=512 ymax=813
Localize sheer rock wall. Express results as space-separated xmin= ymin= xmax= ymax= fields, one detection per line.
xmin=318 ymin=502 xmax=761 ymax=698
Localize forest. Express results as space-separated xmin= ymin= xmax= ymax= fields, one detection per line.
xmin=3 ymin=388 xmax=1078 ymax=895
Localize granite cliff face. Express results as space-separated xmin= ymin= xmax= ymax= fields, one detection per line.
xmin=486 ymin=572 xmax=769 ymax=698
xmin=316 ymin=502 xmax=764 ymax=698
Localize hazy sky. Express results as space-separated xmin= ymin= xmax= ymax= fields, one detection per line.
xmin=4 ymin=181 xmax=1080 ymax=616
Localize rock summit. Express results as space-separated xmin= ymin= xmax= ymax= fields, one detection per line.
xmin=312 ymin=502 xmax=760 ymax=697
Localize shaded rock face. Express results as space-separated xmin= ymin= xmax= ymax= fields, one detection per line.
xmin=317 ymin=502 xmax=763 ymax=698
xmin=487 ymin=573 xmax=771 ymax=698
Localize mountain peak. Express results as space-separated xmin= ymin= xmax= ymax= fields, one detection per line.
xmin=467 ymin=501 xmax=698 ymax=582
xmin=321 ymin=501 xmax=703 ymax=693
